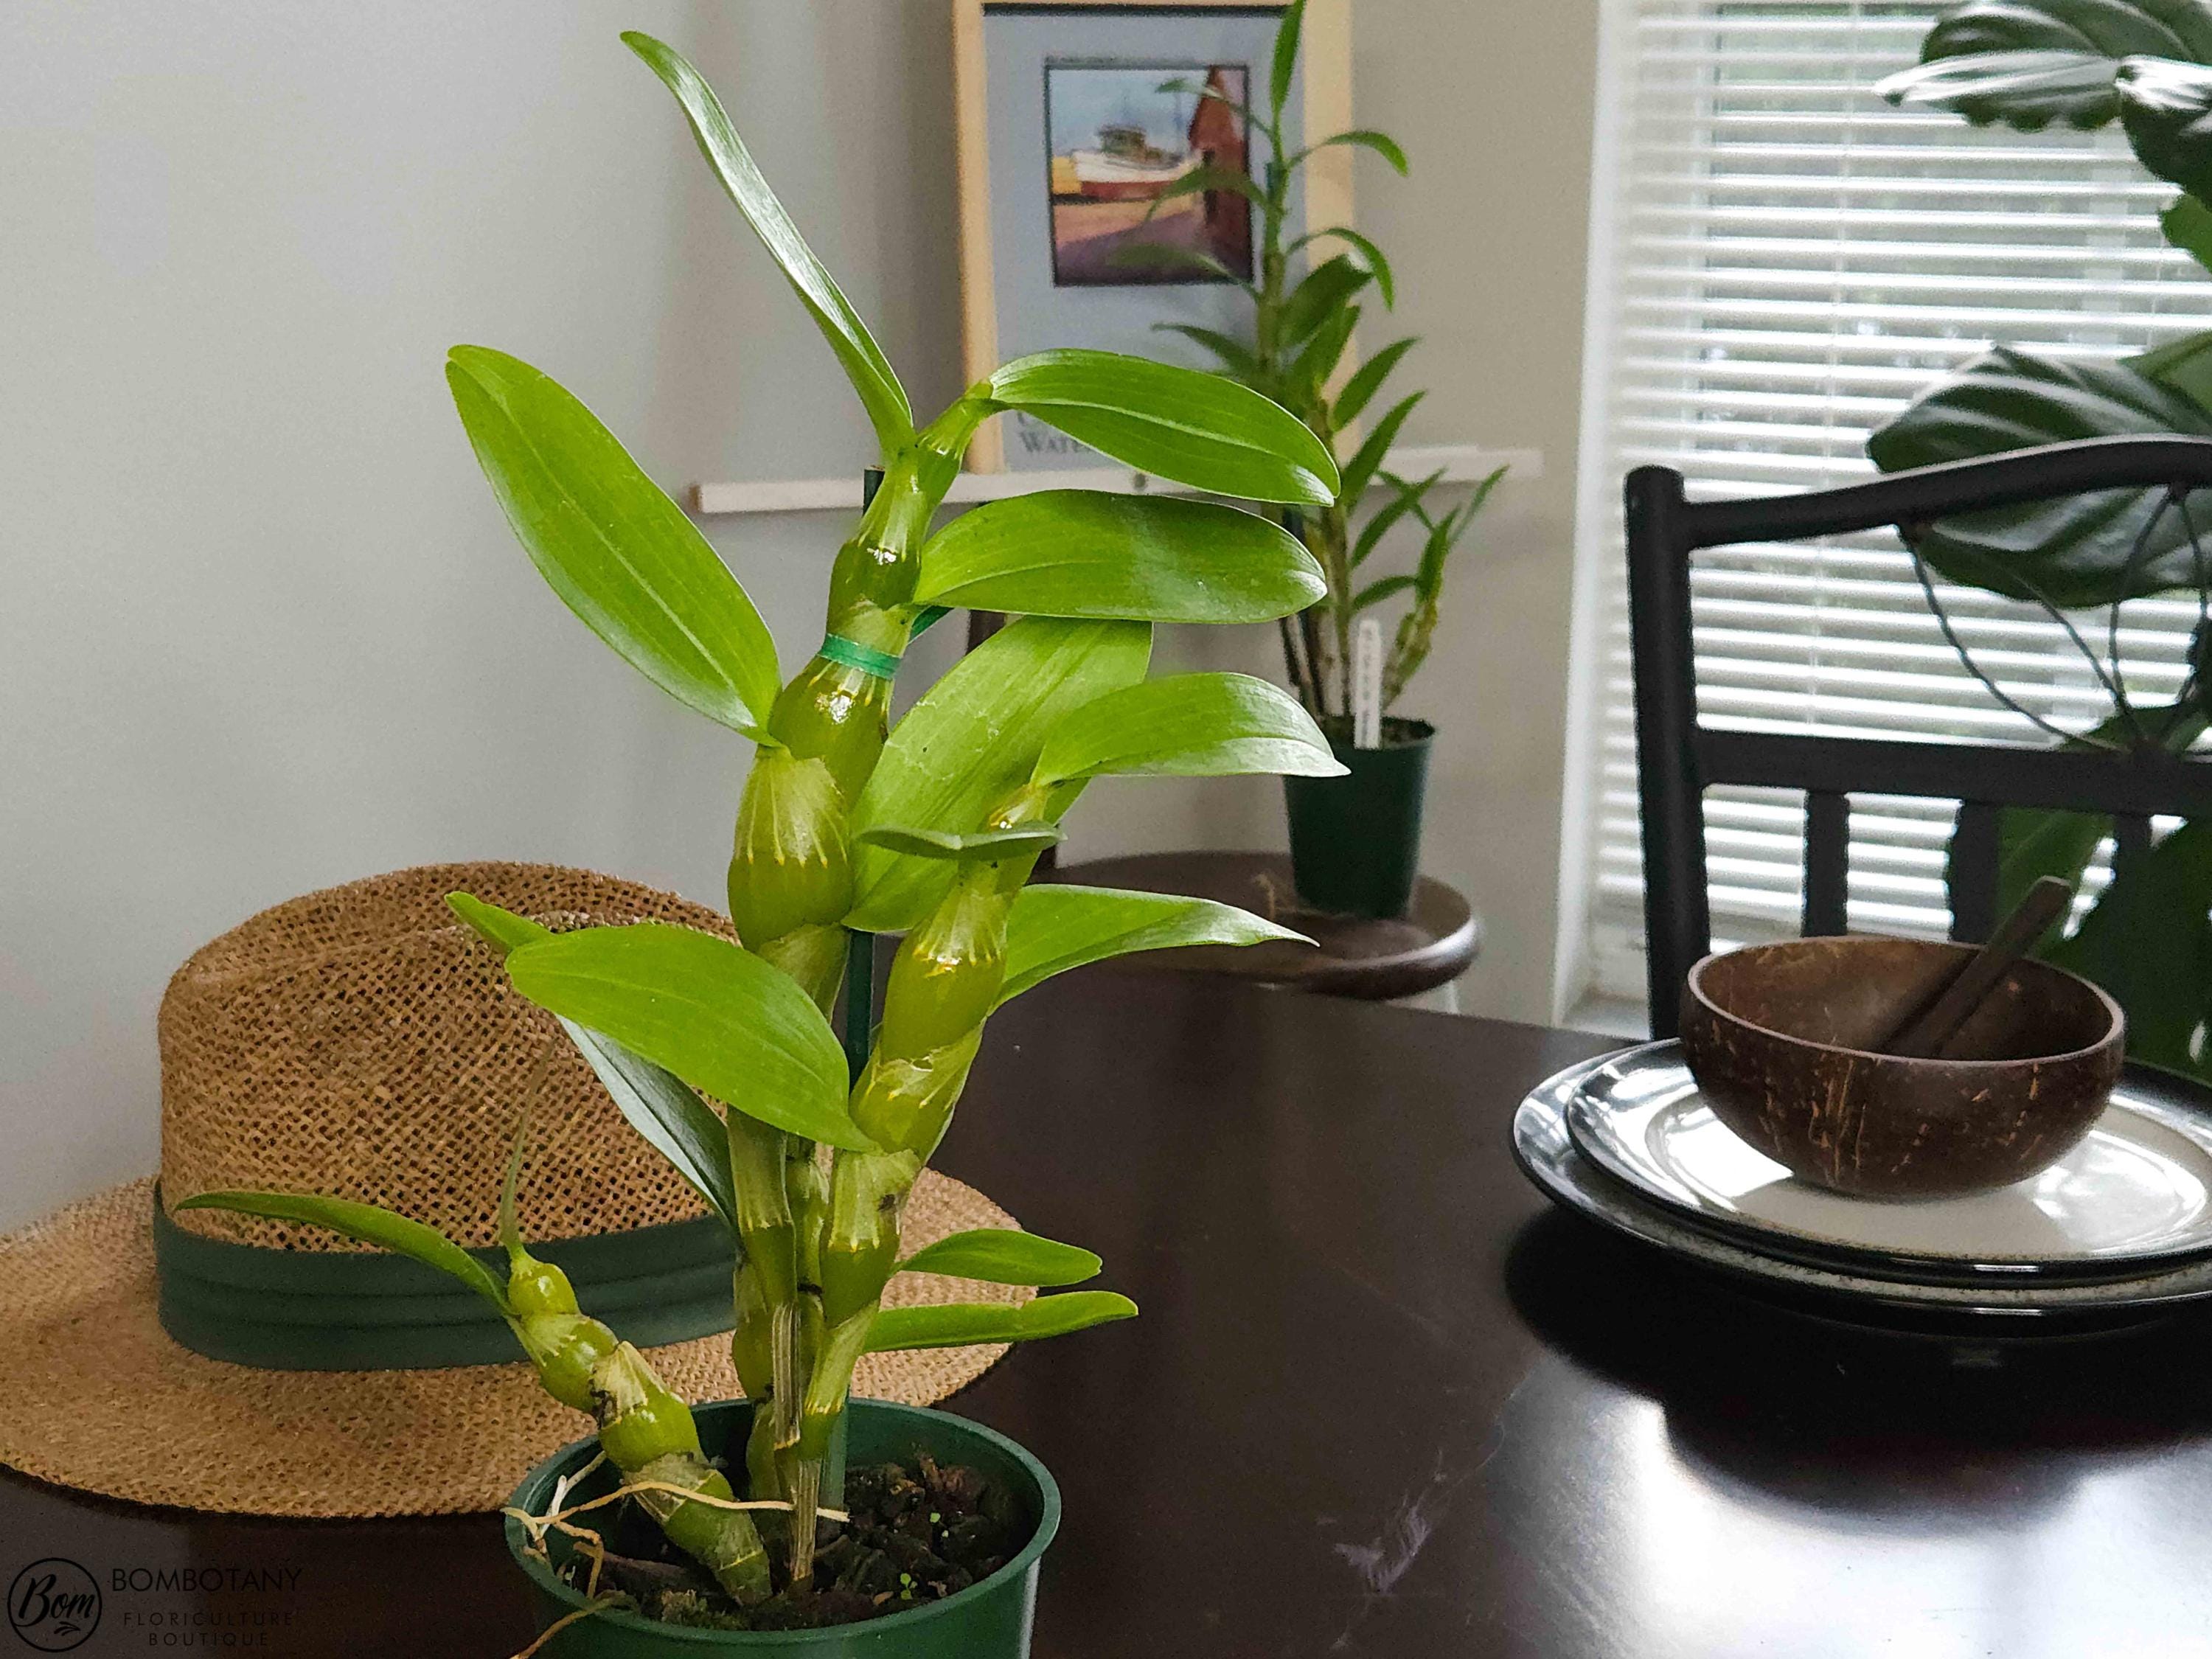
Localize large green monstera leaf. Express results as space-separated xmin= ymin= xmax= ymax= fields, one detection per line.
xmin=1878 ymin=0 xmax=2212 ymax=128
xmin=1866 ymin=346 xmax=2212 ymax=605
xmin=2048 ymin=822 xmax=2212 ymax=1079
xmin=2119 ymin=56 xmax=2212 ymax=196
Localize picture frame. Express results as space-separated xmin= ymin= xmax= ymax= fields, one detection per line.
xmin=953 ymin=0 xmax=1354 ymax=473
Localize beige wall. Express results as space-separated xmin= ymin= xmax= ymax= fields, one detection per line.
xmin=0 ymin=0 xmax=1598 ymax=1228
xmin=1349 ymin=1 xmax=1599 ymax=1023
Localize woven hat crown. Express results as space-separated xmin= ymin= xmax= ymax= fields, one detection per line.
xmin=158 ymin=861 xmax=722 ymax=1251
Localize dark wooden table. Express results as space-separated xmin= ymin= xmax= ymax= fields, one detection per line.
xmin=1056 ymin=850 xmax=1480 ymax=1001
xmin=10 ymin=975 xmax=2212 ymax=1656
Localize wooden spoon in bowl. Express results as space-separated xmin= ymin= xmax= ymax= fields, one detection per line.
xmin=1875 ymin=875 xmax=2076 ymax=1060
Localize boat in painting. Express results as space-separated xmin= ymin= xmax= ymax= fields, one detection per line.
xmin=1067 ymin=124 xmax=1201 ymax=200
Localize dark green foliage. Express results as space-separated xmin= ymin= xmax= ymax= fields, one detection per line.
xmin=1874 ymin=5 xmax=2212 ymax=1082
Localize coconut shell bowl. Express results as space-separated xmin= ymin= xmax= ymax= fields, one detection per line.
xmin=1680 ymin=936 xmax=2125 ymax=1199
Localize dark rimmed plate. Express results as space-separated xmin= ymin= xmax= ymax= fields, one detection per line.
xmin=1514 ymin=1051 xmax=2212 ymax=1316
xmin=1559 ymin=1043 xmax=2212 ymax=1285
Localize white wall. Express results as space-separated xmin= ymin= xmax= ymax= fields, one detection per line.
xmin=1349 ymin=1 xmax=1599 ymax=1025
xmin=0 ymin=1 xmax=1597 ymax=1229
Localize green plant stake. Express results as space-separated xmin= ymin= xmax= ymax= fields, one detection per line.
xmin=180 ymin=29 xmax=1351 ymax=1633
xmin=843 ymin=466 xmax=886 ymax=1092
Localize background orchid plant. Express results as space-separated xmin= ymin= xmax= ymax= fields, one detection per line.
xmin=181 ymin=31 xmax=1346 ymax=1611
xmin=1133 ymin=0 xmax=1503 ymax=724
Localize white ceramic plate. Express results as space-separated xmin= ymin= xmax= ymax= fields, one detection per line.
xmin=1561 ymin=1043 xmax=2212 ymax=1282
xmin=1513 ymin=1051 xmax=2212 ymax=1315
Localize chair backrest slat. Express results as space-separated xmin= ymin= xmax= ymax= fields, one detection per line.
xmin=1624 ymin=437 xmax=2212 ymax=1037
xmin=1695 ymin=730 xmax=2212 ymax=816
xmin=2115 ymin=813 xmax=2154 ymax=880
xmin=1801 ymin=792 xmax=1850 ymax=938
xmin=1948 ymin=802 xmax=2000 ymax=945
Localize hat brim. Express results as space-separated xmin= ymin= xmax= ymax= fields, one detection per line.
xmin=0 ymin=1174 xmax=1032 ymax=1517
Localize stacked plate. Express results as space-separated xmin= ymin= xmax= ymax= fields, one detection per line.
xmin=1514 ymin=1041 xmax=2212 ymax=1318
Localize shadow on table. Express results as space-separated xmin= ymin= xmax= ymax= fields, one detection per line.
xmin=1502 ymin=1208 xmax=2212 ymax=1522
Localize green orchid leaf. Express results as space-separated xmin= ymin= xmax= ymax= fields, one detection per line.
xmin=1866 ymin=346 xmax=2212 ymax=605
xmin=1152 ymin=322 xmax=1261 ymax=380
xmin=984 ymin=350 xmax=1338 ymax=505
xmin=445 ymin=890 xmax=551 ymax=956
xmin=1339 ymin=391 xmax=1425 ymax=516
xmin=897 ymin=1228 xmax=1102 ymax=1287
xmin=848 ymin=618 xmax=1152 ymax=932
xmin=174 ymin=1191 xmax=512 ymax=1315
xmin=1032 ymin=672 xmax=1343 ymax=785
xmin=445 ymin=347 xmax=780 ymax=738
xmin=914 ymin=492 xmax=1325 ymax=624
xmin=1297 ymin=129 xmax=1411 ymax=176
xmin=448 ymin=894 xmax=737 ymax=1228
xmin=1291 ymin=226 xmax=1396 ymax=307
xmin=1413 ymin=464 xmax=1506 ymax=598
xmin=622 ymin=32 xmax=913 ymax=456
xmin=2050 ymin=821 xmax=2212 ymax=1077
xmin=863 ymin=1291 xmax=1138 ymax=1352
xmin=1106 ymin=242 xmax=1255 ymax=293
xmin=1352 ymin=574 xmax=1419 ymax=612
xmin=854 ymin=824 xmax=1065 ymax=862
xmin=1284 ymin=306 xmax=1361 ymax=411
xmin=1874 ymin=1 xmax=2212 ymax=129
xmin=1335 ymin=336 xmax=1417 ymax=428
xmin=996 ymin=883 xmax=1310 ymax=1005
xmin=2161 ymin=192 xmax=2212 ymax=276
xmin=562 ymin=1025 xmax=738 ymax=1231
xmin=1270 ymin=0 xmax=1307 ymax=120
xmin=1276 ymin=254 xmax=1372 ymax=350
xmin=505 ymin=922 xmax=873 ymax=1152
xmin=1155 ymin=76 xmax=1262 ymax=129
xmin=1141 ymin=162 xmax=1270 ymax=212
xmin=2119 ymin=57 xmax=2212 ymax=198
xmin=1352 ymin=467 xmax=1445 ymax=568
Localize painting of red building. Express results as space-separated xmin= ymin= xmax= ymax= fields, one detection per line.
xmin=1045 ymin=62 xmax=1256 ymax=287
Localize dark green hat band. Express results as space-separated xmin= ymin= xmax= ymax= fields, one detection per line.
xmin=152 ymin=1188 xmax=734 ymax=1372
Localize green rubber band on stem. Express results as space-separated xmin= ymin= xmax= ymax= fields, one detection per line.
xmin=817 ymin=635 xmax=903 ymax=681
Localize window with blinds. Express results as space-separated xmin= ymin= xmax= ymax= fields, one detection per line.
xmin=1565 ymin=0 xmax=2211 ymax=1010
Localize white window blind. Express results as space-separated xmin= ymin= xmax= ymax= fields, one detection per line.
xmin=1568 ymin=0 xmax=2211 ymax=1009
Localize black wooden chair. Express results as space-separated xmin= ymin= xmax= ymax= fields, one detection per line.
xmin=1626 ymin=435 xmax=2212 ymax=1037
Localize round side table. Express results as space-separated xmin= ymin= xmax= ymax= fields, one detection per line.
xmin=1052 ymin=850 xmax=1481 ymax=1004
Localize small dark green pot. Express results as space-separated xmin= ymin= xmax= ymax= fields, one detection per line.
xmin=505 ymin=1399 xmax=1060 ymax=1658
xmin=1283 ymin=716 xmax=1434 ymax=919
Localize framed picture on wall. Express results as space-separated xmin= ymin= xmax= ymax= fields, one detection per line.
xmin=953 ymin=0 xmax=1354 ymax=473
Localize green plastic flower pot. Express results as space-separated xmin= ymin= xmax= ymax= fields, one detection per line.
xmin=1283 ymin=716 xmax=1434 ymax=919
xmin=504 ymin=1399 xmax=1060 ymax=1658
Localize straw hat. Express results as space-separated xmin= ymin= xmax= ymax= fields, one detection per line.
xmin=0 ymin=863 xmax=1028 ymax=1517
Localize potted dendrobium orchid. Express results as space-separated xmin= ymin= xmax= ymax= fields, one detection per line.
xmin=178 ymin=30 xmax=1346 ymax=1658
